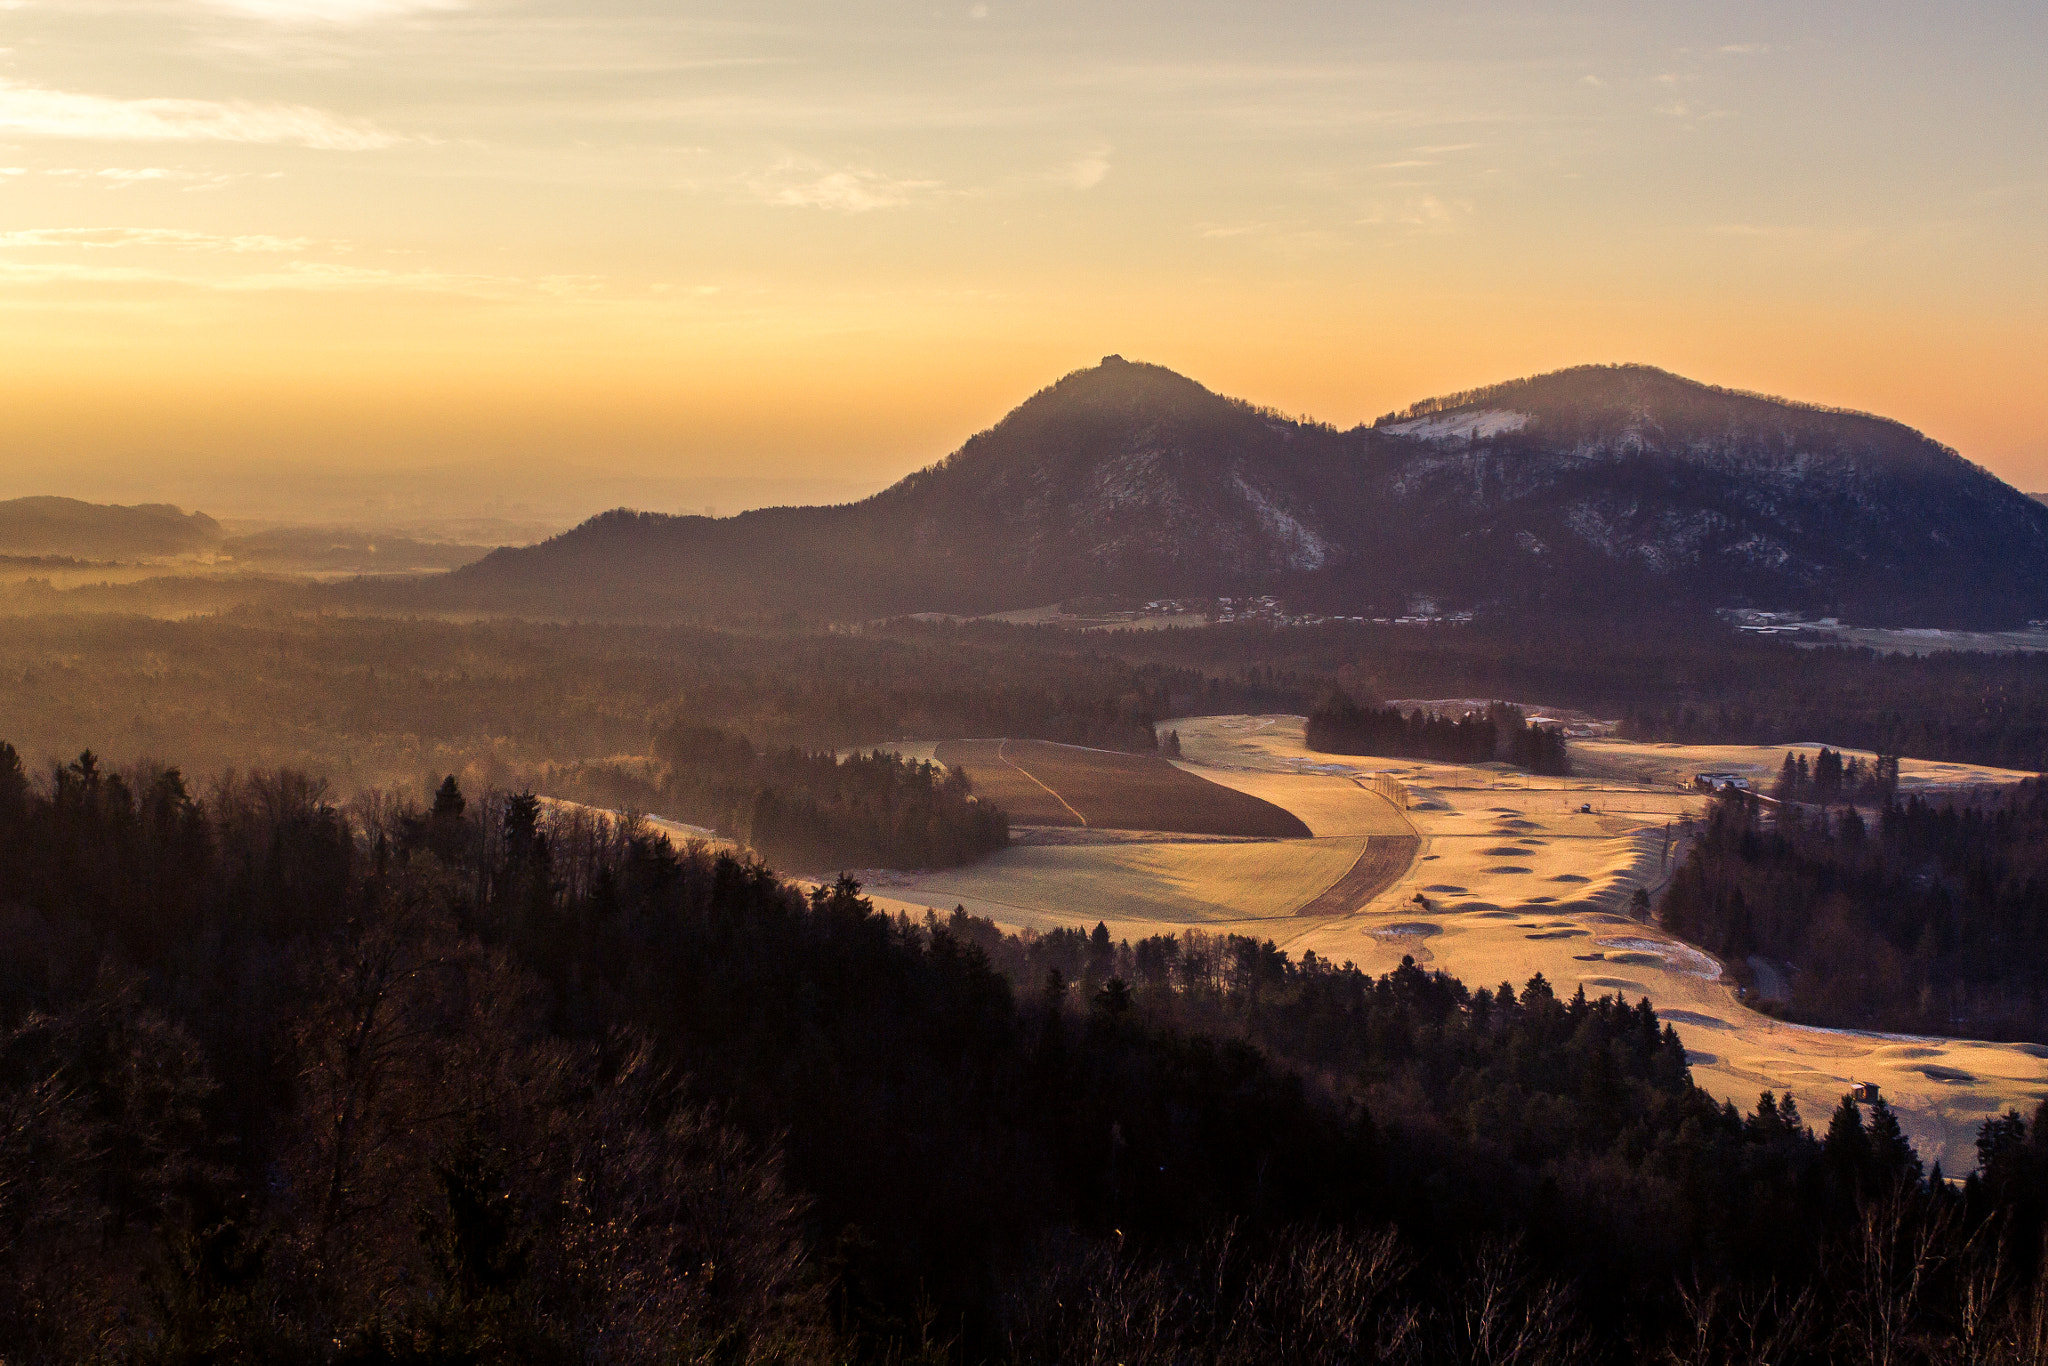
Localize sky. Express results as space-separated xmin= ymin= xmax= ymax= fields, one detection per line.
xmin=0 ymin=0 xmax=2044 ymax=525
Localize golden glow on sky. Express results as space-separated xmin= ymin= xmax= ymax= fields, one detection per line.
xmin=1 ymin=0 xmax=2044 ymax=521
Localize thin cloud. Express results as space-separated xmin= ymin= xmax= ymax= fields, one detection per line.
xmin=0 ymin=80 xmax=403 ymax=149
xmin=1706 ymin=223 xmax=1874 ymax=254
xmin=1708 ymin=223 xmax=1829 ymax=240
xmin=230 ymin=261 xmax=489 ymax=290
xmin=747 ymin=161 xmax=941 ymax=212
xmin=195 ymin=0 xmax=461 ymax=21
xmin=1059 ymin=146 xmax=1111 ymax=190
xmin=0 ymin=254 xmax=559 ymax=298
xmin=1356 ymin=193 xmax=1470 ymax=232
xmin=40 ymin=166 xmax=257 ymax=190
xmin=0 ymin=227 xmax=316 ymax=252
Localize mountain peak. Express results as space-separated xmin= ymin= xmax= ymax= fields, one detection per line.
xmin=1007 ymin=355 xmax=1231 ymax=419
xmin=1375 ymin=362 xmax=1962 ymax=472
xmin=1383 ymin=362 xmax=1886 ymax=431
xmin=433 ymin=357 xmax=2048 ymax=627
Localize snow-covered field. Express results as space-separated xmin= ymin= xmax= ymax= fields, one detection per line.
xmin=1571 ymin=736 xmax=2034 ymax=793
xmin=1171 ymin=716 xmax=2045 ymax=1175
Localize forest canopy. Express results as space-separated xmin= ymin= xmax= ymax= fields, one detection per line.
xmin=1305 ymin=693 xmax=1571 ymax=773
xmin=1659 ymin=783 xmax=2048 ymax=1039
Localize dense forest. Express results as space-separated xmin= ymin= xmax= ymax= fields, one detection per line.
xmin=649 ymin=724 xmax=1009 ymax=870
xmin=1773 ymin=748 xmax=1902 ymax=805
xmin=5 ymin=741 xmax=2048 ymax=1363
xmin=507 ymin=727 xmax=1012 ymax=873
xmin=1305 ymin=693 xmax=1571 ymax=773
xmin=1659 ymin=785 xmax=2048 ymax=1038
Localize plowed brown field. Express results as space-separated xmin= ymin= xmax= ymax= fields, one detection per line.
xmin=934 ymin=739 xmax=1311 ymax=838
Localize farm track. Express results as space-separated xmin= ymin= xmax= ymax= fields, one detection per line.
xmin=1294 ymin=835 xmax=1421 ymax=917
xmin=996 ymin=739 xmax=1088 ymax=826
xmin=934 ymin=738 xmax=1310 ymax=838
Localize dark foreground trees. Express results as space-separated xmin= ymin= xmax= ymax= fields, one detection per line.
xmin=3 ymin=742 xmax=2048 ymax=1362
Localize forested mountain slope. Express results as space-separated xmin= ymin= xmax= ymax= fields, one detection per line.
xmin=417 ymin=359 xmax=2048 ymax=625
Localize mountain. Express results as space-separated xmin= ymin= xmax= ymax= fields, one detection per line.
xmin=0 ymin=497 xmax=222 ymax=560
xmin=421 ymin=359 xmax=2048 ymax=626
xmin=1347 ymin=365 xmax=2048 ymax=626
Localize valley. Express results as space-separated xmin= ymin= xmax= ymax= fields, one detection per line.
xmin=857 ymin=715 xmax=2044 ymax=1175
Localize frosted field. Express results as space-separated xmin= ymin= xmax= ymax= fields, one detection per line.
xmin=1572 ymin=736 xmax=2035 ymax=793
xmin=862 ymin=833 xmax=1374 ymax=938
xmin=860 ymin=732 xmax=1413 ymax=937
xmin=1171 ymin=715 xmax=2045 ymax=1175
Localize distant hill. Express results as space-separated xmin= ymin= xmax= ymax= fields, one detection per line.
xmin=0 ymin=496 xmax=221 ymax=560
xmin=418 ymin=359 xmax=2048 ymax=626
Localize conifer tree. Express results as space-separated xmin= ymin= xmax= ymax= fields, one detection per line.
xmin=431 ymin=774 xmax=466 ymax=820
xmin=1776 ymin=752 xmax=1801 ymax=801
xmin=1825 ymin=1094 xmax=1871 ymax=1189
xmin=1864 ymin=1099 xmax=1923 ymax=1190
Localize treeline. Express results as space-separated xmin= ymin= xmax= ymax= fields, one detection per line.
xmin=1659 ymin=785 xmax=2048 ymax=1038
xmin=25 ymin=604 xmax=2048 ymax=820
xmin=1774 ymin=748 xmax=1901 ymax=805
xmin=7 ymin=742 xmax=2048 ymax=1361
xmin=12 ymin=601 xmax=2048 ymax=816
xmin=950 ymin=614 xmax=2048 ymax=773
xmin=652 ymin=723 xmax=1008 ymax=870
xmin=1306 ymin=693 xmax=1571 ymax=773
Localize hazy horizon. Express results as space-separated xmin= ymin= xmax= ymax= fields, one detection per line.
xmin=0 ymin=464 xmax=895 ymax=531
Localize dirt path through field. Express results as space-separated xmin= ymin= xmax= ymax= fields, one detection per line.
xmin=997 ymin=739 xmax=1089 ymax=826
xmin=1294 ymin=835 xmax=1420 ymax=916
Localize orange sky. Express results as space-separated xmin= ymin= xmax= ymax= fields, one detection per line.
xmin=2 ymin=1 xmax=2044 ymax=522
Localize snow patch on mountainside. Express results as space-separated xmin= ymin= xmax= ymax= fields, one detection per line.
xmin=1562 ymin=501 xmax=1740 ymax=574
xmin=1383 ymin=409 xmax=1530 ymax=442
xmin=1232 ymin=475 xmax=1332 ymax=570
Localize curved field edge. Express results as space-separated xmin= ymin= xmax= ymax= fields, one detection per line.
xmin=933 ymin=738 xmax=1311 ymax=838
xmin=1295 ymin=835 xmax=1422 ymax=916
